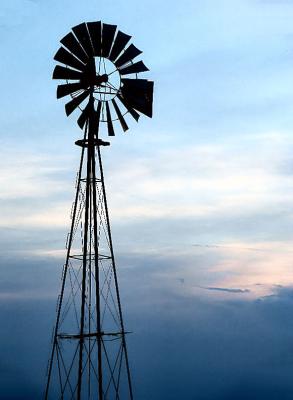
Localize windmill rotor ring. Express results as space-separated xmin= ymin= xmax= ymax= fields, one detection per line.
xmin=53 ymin=21 xmax=154 ymax=137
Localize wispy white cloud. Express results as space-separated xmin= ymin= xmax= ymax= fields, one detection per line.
xmin=107 ymin=131 xmax=293 ymax=223
xmin=199 ymin=286 xmax=250 ymax=294
xmin=2 ymin=130 xmax=293 ymax=235
xmin=0 ymin=151 xmax=73 ymax=200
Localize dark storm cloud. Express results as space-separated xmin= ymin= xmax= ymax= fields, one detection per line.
xmin=218 ymin=381 xmax=293 ymax=400
xmin=126 ymin=284 xmax=293 ymax=400
xmin=2 ymin=253 xmax=293 ymax=399
xmin=0 ymin=257 xmax=60 ymax=296
xmin=0 ymin=298 xmax=54 ymax=399
xmin=0 ymin=361 xmax=40 ymax=399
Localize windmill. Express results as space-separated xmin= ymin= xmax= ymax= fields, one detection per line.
xmin=45 ymin=21 xmax=154 ymax=399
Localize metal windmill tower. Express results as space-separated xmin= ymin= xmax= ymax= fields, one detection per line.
xmin=45 ymin=21 xmax=154 ymax=399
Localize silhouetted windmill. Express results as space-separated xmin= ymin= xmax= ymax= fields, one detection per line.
xmin=45 ymin=21 xmax=154 ymax=399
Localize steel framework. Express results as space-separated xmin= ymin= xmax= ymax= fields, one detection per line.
xmin=45 ymin=96 xmax=133 ymax=399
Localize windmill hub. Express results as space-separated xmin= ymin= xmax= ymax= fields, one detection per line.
xmin=93 ymin=57 xmax=120 ymax=101
xmin=95 ymin=73 xmax=108 ymax=86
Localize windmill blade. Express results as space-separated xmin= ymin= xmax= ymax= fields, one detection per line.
xmin=53 ymin=65 xmax=83 ymax=80
xmin=121 ymin=78 xmax=152 ymax=92
xmin=72 ymin=23 xmax=93 ymax=57
xmin=119 ymin=61 xmax=149 ymax=75
xmin=77 ymin=102 xmax=91 ymax=129
xmin=122 ymin=88 xmax=153 ymax=117
xmin=57 ymin=82 xmax=86 ymax=99
xmin=121 ymin=80 xmax=153 ymax=117
xmin=128 ymin=97 xmax=152 ymax=118
xmin=116 ymin=93 xmax=140 ymax=122
xmin=101 ymin=23 xmax=117 ymax=58
xmin=54 ymin=47 xmax=85 ymax=72
xmin=60 ymin=32 xmax=88 ymax=64
xmin=115 ymin=44 xmax=142 ymax=68
xmin=105 ymin=102 xmax=115 ymax=136
xmin=109 ymin=30 xmax=131 ymax=62
xmin=87 ymin=21 xmax=102 ymax=56
xmin=122 ymin=92 xmax=153 ymax=118
xmin=65 ymin=89 xmax=90 ymax=116
xmin=112 ymin=99 xmax=129 ymax=132
xmin=80 ymin=56 xmax=96 ymax=83
xmin=122 ymin=79 xmax=154 ymax=101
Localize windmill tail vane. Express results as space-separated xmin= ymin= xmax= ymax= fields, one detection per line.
xmin=45 ymin=20 xmax=153 ymax=399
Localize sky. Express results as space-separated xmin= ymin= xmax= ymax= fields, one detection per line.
xmin=1 ymin=0 xmax=293 ymax=398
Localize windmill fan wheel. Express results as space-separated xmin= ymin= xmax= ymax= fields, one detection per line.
xmin=53 ymin=21 xmax=154 ymax=136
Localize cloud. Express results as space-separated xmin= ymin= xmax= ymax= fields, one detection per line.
xmin=107 ymin=132 xmax=293 ymax=224
xmin=193 ymin=243 xmax=265 ymax=252
xmin=0 ymin=151 xmax=73 ymax=200
xmin=200 ymin=286 xmax=250 ymax=294
xmin=0 ymin=150 xmax=76 ymax=229
xmin=126 ymin=283 xmax=293 ymax=399
xmin=219 ymin=381 xmax=293 ymax=400
xmin=1 ymin=251 xmax=293 ymax=399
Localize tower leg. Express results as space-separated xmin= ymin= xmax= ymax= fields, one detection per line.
xmin=45 ymin=136 xmax=86 ymax=400
xmin=97 ymin=145 xmax=134 ymax=400
xmin=77 ymin=129 xmax=92 ymax=399
xmin=92 ymin=147 xmax=104 ymax=400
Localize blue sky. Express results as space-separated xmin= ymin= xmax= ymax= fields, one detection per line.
xmin=1 ymin=0 xmax=293 ymax=398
